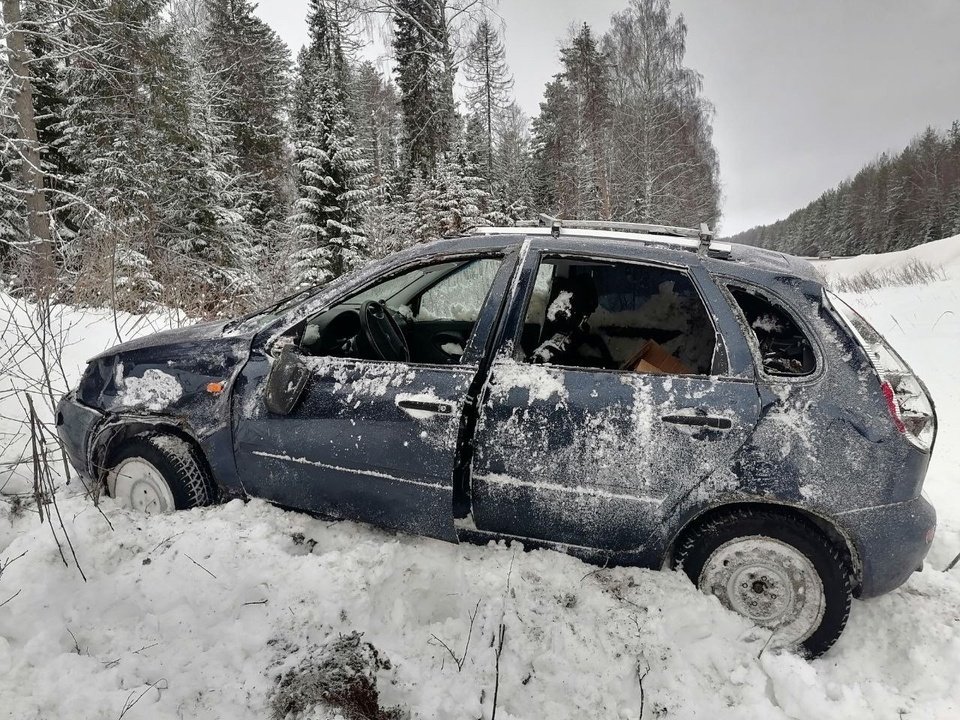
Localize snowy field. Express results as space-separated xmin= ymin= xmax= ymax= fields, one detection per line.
xmin=1 ymin=238 xmax=959 ymax=719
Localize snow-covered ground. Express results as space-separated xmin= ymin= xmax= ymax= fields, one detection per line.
xmin=1 ymin=238 xmax=959 ymax=719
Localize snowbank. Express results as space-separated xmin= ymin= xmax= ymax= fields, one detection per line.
xmin=1 ymin=266 xmax=960 ymax=718
xmin=831 ymin=267 xmax=960 ymax=572
xmin=2 ymin=495 xmax=958 ymax=720
xmin=812 ymin=233 xmax=960 ymax=281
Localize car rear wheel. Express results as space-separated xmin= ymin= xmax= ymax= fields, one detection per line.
xmin=674 ymin=509 xmax=852 ymax=658
xmin=106 ymin=434 xmax=215 ymax=513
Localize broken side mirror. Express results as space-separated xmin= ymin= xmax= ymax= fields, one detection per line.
xmin=263 ymin=346 xmax=310 ymax=416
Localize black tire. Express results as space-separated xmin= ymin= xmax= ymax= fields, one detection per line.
xmin=674 ymin=508 xmax=852 ymax=658
xmin=108 ymin=433 xmax=217 ymax=510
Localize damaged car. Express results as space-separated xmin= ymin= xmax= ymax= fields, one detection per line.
xmin=56 ymin=217 xmax=938 ymax=657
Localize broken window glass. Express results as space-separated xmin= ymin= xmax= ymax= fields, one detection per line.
xmin=729 ymin=287 xmax=816 ymax=376
xmin=520 ymin=257 xmax=718 ymax=375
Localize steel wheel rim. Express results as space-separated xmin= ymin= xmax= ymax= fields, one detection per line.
xmin=108 ymin=458 xmax=176 ymax=514
xmin=698 ymin=536 xmax=825 ymax=647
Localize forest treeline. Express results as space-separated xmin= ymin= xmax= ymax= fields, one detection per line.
xmin=1 ymin=0 xmax=719 ymax=315
xmin=728 ymin=123 xmax=960 ymax=256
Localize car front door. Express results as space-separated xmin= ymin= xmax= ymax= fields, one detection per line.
xmin=232 ymin=252 xmax=518 ymax=541
xmin=469 ymin=244 xmax=762 ymax=556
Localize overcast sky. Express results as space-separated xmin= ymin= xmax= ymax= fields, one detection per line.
xmin=254 ymin=0 xmax=960 ymax=236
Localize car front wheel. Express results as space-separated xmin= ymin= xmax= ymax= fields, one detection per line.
xmin=674 ymin=509 xmax=852 ymax=658
xmin=106 ymin=434 xmax=215 ymax=513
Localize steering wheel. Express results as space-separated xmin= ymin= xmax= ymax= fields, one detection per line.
xmin=359 ymin=300 xmax=411 ymax=362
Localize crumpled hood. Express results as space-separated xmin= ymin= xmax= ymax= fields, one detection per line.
xmin=90 ymin=319 xmax=249 ymax=361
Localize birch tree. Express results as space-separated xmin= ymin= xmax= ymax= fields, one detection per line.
xmin=603 ymin=0 xmax=720 ymax=226
xmin=2 ymin=0 xmax=54 ymax=293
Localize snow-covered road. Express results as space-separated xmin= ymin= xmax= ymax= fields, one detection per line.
xmin=1 ymin=239 xmax=959 ymax=719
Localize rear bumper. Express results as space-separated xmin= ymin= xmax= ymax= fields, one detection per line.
xmin=55 ymin=391 xmax=105 ymax=479
xmin=838 ymin=494 xmax=937 ymax=598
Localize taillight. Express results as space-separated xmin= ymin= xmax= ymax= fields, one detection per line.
xmin=823 ymin=290 xmax=936 ymax=452
xmin=878 ymin=372 xmax=936 ymax=450
xmin=880 ymin=380 xmax=905 ymax=433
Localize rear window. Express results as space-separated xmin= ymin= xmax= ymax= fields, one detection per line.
xmin=729 ymin=287 xmax=816 ymax=376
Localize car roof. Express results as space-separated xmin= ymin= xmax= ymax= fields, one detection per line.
xmin=409 ymin=232 xmax=822 ymax=285
xmin=709 ymin=243 xmax=822 ymax=284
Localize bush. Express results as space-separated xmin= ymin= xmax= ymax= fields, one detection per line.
xmin=830 ymin=260 xmax=947 ymax=293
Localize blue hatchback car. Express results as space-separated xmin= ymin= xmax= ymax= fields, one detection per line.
xmin=57 ymin=218 xmax=937 ymax=657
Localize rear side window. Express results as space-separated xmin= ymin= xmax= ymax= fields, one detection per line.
xmin=728 ymin=287 xmax=815 ymax=376
xmin=518 ymin=257 xmax=718 ymax=375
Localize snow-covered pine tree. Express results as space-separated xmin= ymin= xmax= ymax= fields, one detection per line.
xmin=560 ymin=23 xmax=610 ymax=219
xmin=462 ymin=18 xmax=513 ymax=193
xmin=349 ymin=61 xmax=401 ymax=191
xmin=411 ymin=140 xmax=496 ymax=241
xmin=531 ymin=73 xmax=578 ymax=217
xmin=21 ymin=0 xmax=79 ymax=248
xmin=392 ymin=0 xmax=456 ymax=181
xmin=167 ymin=0 xmax=260 ymax=314
xmin=493 ymin=102 xmax=535 ymax=223
xmin=436 ymin=149 xmax=493 ymax=236
xmin=201 ymin=0 xmax=292 ymax=233
xmin=58 ymin=0 xmax=211 ymax=310
xmin=290 ymin=0 xmax=372 ymax=289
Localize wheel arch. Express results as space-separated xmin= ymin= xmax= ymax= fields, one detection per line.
xmin=664 ymin=500 xmax=863 ymax=595
xmin=92 ymin=417 xmax=217 ymax=491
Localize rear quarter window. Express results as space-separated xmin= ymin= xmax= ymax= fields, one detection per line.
xmin=728 ymin=286 xmax=816 ymax=377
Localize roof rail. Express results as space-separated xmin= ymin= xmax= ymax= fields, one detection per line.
xmin=536 ymin=213 xmax=708 ymax=240
xmin=474 ymin=214 xmax=731 ymax=259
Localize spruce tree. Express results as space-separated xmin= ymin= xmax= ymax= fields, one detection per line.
xmin=349 ymin=61 xmax=401 ymax=188
xmin=168 ymin=0 xmax=260 ymax=313
xmin=494 ymin=102 xmax=535 ymax=222
xmin=290 ymin=0 xmax=372 ymax=288
xmin=462 ymin=19 xmax=513 ymax=191
xmin=2 ymin=0 xmax=55 ymax=291
xmin=202 ymin=0 xmax=292 ymax=231
xmin=59 ymin=0 xmax=198 ymax=309
xmin=22 ymin=0 xmax=78 ymax=245
xmin=392 ymin=0 xmax=455 ymax=180
xmin=531 ymin=74 xmax=578 ymax=217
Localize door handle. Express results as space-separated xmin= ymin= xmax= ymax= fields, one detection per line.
xmin=397 ymin=398 xmax=455 ymax=416
xmin=661 ymin=414 xmax=733 ymax=430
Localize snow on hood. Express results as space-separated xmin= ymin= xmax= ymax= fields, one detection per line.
xmin=113 ymin=368 xmax=184 ymax=412
xmin=90 ymin=319 xmax=243 ymax=360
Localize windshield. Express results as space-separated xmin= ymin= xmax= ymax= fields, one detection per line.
xmin=224 ymin=286 xmax=319 ymax=332
xmin=349 ymin=269 xmax=427 ymax=305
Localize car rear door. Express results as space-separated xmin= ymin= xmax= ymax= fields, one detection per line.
xmin=468 ymin=241 xmax=762 ymax=554
xmin=232 ymin=251 xmax=519 ymax=542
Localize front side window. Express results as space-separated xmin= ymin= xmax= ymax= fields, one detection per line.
xmin=518 ymin=257 xmax=718 ymax=375
xmin=294 ymin=257 xmax=502 ymax=365
xmin=728 ymin=286 xmax=816 ymax=376
xmin=418 ymin=259 xmax=502 ymax=320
